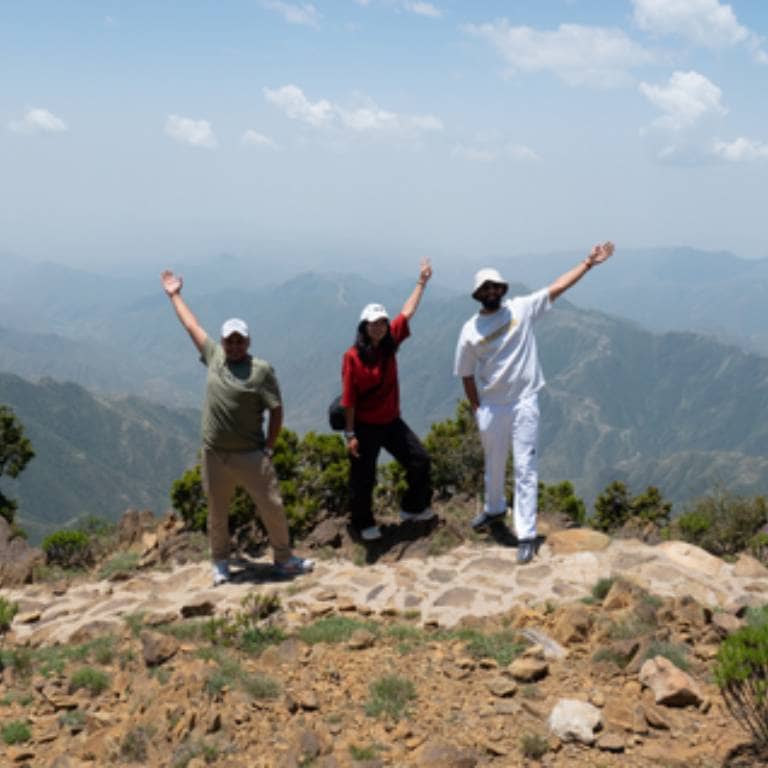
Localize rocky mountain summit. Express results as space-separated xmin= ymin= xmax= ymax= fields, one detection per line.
xmin=2 ymin=510 xmax=767 ymax=767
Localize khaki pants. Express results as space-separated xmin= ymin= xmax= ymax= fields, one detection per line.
xmin=201 ymin=448 xmax=291 ymax=563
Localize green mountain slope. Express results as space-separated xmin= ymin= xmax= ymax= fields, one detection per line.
xmin=0 ymin=373 xmax=199 ymax=541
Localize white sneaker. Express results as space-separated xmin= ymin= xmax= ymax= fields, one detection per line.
xmin=212 ymin=560 xmax=230 ymax=586
xmin=399 ymin=508 xmax=435 ymax=522
xmin=361 ymin=525 xmax=382 ymax=541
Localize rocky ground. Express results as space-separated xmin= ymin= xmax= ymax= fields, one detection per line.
xmin=2 ymin=505 xmax=768 ymax=767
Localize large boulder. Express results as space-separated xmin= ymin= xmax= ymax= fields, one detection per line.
xmin=0 ymin=516 xmax=44 ymax=587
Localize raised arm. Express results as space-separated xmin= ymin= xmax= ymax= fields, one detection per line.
xmin=160 ymin=270 xmax=207 ymax=353
xmin=548 ymin=241 xmax=615 ymax=302
xmin=401 ymin=258 xmax=433 ymax=320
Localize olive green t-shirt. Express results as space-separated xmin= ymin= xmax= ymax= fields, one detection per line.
xmin=200 ymin=337 xmax=281 ymax=452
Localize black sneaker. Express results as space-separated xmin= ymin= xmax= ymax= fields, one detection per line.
xmin=470 ymin=510 xmax=506 ymax=530
xmin=516 ymin=539 xmax=536 ymax=564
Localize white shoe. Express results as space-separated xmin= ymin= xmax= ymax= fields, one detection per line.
xmin=212 ymin=560 xmax=230 ymax=586
xmin=361 ymin=525 xmax=382 ymax=541
xmin=399 ymin=508 xmax=435 ymax=522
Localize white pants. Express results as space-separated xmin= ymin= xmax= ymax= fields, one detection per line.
xmin=476 ymin=394 xmax=539 ymax=541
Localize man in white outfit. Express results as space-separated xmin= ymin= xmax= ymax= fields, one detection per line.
xmin=454 ymin=242 xmax=615 ymax=563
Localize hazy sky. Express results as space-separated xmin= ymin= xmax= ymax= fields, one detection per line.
xmin=2 ymin=0 xmax=767 ymax=274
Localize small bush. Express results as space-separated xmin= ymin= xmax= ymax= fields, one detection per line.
xmin=539 ymin=480 xmax=586 ymax=526
xmin=298 ymin=616 xmax=377 ymax=645
xmin=241 ymin=672 xmax=280 ymax=700
xmin=675 ymin=490 xmax=767 ymax=557
xmin=42 ymin=530 xmax=92 ymax=568
xmin=349 ymin=743 xmax=379 ymax=760
xmin=120 ymin=725 xmax=153 ymax=763
xmin=591 ymin=577 xmax=616 ymax=602
xmin=365 ymin=675 xmax=416 ymax=720
xmin=590 ymin=482 xmax=672 ymax=533
xmin=98 ymin=551 xmax=140 ymax=580
xmin=59 ymin=708 xmax=86 ymax=731
xmin=715 ymin=620 xmax=768 ymax=746
xmin=1 ymin=720 xmax=31 ymax=745
xmin=520 ymin=733 xmax=549 ymax=759
xmin=456 ymin=629 xmax=525 ymax=666
xmin=0 ymin=597 xmax=18 ymax=633
xmin=643 ymin=641 xmax=689 ymax=671
xmin=69 ymin=667 xmax=110 ymax=696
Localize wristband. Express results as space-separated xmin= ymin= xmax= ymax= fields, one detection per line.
xmin=263 ymin=447 xmax=274 ymax=458
xmin=583 ymin=259 xmax=593 ymax=270
xmin=344 ymin=431 xmax=356 ymax=439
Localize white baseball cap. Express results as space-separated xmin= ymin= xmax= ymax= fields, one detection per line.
xmin=359 ymin=303 xmax=389 ymax=323
xmin=472 ymin=268 xmax=508 ymax=300
xmin=220 ymin=318 xmax=250 ymax=339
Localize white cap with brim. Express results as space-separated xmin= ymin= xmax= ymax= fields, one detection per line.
xmin=220 ymin=318 xmax=249 ymax=339
xmin=359 ymin=303 xmax=389 ymax=323
xmin=472 ymin=268 xmax=508 ymax=300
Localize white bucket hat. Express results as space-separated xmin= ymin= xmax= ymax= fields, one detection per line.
xmin=472 ymin=268 xmax=508 ymax=300
xmin=359 ymin=303 xmax=389 ymax=323
xmin=220 ymin=318 xmax=250 ymax=339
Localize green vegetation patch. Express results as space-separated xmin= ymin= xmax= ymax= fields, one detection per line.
xmin=453 ymin=628 xmax=526 ymax=666
xmin=520 ymin=733 xmax=549 ymax=759
xmin=298 ymin=615 xmax=378 ymax=645
xmin=42 ymin=530 xmax=92 ymax=569
xmin=643 ymin=641 xmax=689 ymax=671
xmin=1 ymin=720 xmax=31 ymax=745
xmin=98 ymin=551 xmax=140 ymax=580
xmin=365 ymin=675 xmax=416 ymax=720
xmin=0 ymin=597 xmax=18 ymax=633
xmin=69 ymin=667 xmax=110 ymax=696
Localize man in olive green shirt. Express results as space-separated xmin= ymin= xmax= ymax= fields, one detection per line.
xmin=161 ymin=270 xmax=314 ymax=585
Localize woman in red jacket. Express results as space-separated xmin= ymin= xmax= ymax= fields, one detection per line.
xmin=341 ymin=260 xmax=434 ymax=541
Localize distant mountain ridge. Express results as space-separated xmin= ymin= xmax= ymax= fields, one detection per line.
xmin=0 ymin=373 xmax=199 ymax=542
xmin=2 ymin=254 xmax=768 ymax=534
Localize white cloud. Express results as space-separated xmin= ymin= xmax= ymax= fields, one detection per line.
xmin=711 ymin=137 xmax=768 ymax=162
xmin=264 ymin=85 xmax=334 ymax=128
xmin=262 ymin=1 xmax=320 ymax=27
xmin=241 ymin=130 xmax=278 ymax=149
xmin=264 ymin=84 xmax=443 ymax=139
xmin=451 ymin=141 xmax=540 ymax=163
xmin=505 ymin=143 xmax=541 ymax=161
xmin=632 ymin=0 xmax=768 ymax=63
xmin=164 ymin=115 xmax=218 ymax=148
xmin=8 ymin=107 xmax=68 ymax=134
xmin=632 ymin=0 xmax=748 ymax=47
xmin=464 ymin=21 xmax=654 ymax=87
xmin=639 ymin=70 xmax=726 ymax=130
xmin=452 ymin=145 xmax=497 ymax=162
xmin=404 ymin=2 xmax=442 ymax=19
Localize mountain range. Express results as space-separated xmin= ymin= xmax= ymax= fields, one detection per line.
xmin=1 ymin=249 xmax=767 ymax=539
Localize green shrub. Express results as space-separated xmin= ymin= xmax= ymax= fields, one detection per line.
xmin=0 ymin=405 xmax=35 ymax=526
xmin=42 ymin=530 xmax=92 ymax=568
xmin=538 ymin=480 xmax=586 ymax=526
xmin=69 ymin=667 xmax=110 ymax=696
xmin=750 ymin=532 xmax=768 ymax=564
xmin=457 ymin=629 xmax=525 ymax=666
xmin=591 ymin=577 xmax=616 ymax=602
xmin=120 ymin=725 xmax=153 ymax=762
xmin=424 ymin=400 xmax=486 ymax=498
xmin=1 ymin=719 xmax=31 ymax=745
xmin=643 ymin=641 xmax=689 ymax=671
xmin=298 ymin=616 xmax=376 ymax=645
xmin=170 ymin=429 xmax=349 ymax=536
xmin=98 ymin=551 xmax=140 ymax=580
xmin=590 ymin=482 xmax=672 ymax=533
xmin=0 ymin=597 xmax=18 ymax=633
xmin=520 ymin=733 xmax=549 ymax=759
xmin=365 ymin=675 xmax=416 ymax=720
xmin=715 ymin=621 xmax=768 ymax=746
xmin=675 ymin=490 xmax=768 ymax=557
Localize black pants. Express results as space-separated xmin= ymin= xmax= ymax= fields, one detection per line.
xmin=349 ymin=417 xmax=432 ymax=532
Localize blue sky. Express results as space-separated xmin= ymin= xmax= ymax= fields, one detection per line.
xmin=2 ymin=0 xmax=767 ymax=274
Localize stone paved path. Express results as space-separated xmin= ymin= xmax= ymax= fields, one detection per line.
xmin=4 ymin=530 xmax=768 ymax=646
